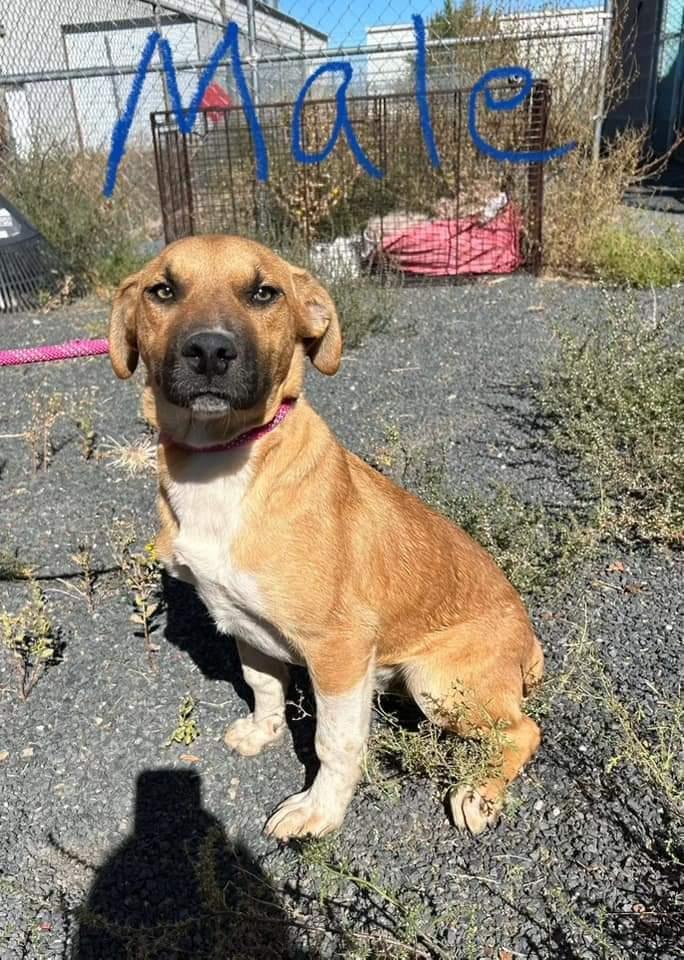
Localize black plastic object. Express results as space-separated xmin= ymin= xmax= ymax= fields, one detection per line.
xmin=0 ymin=193 xmax=63 ymax=312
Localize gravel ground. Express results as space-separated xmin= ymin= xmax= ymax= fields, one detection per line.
xmin=0 ymin=275 xmax=682 ymax=959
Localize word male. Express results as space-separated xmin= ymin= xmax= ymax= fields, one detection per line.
xmin=104 ymin=14 xmax=575 ymax=197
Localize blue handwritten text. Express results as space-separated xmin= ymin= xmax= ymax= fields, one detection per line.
xmin=103 ymin=14 xmax=576 ymax=198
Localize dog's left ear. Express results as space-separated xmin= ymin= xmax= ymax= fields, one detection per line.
xmin=291 ymin=267 xmax=342 ymax=375
xmin=109 ymin=272 xmax=141 ymax=379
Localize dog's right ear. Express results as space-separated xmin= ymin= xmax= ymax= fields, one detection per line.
xmin=109 ymin=273 xmax=141 ymax=379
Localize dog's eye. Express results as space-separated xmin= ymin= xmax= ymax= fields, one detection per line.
xmin=251 ymin=284 xmax=280 ymax=306
xmin=149 ymin=283 xmax=174 ymax=302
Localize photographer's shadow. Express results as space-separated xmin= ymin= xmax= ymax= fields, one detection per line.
xmin=72 ymin=768 xmax=315 ymax=958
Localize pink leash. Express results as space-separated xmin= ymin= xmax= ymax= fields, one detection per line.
xmin=0 ymin=339 xmax=109 ymax=367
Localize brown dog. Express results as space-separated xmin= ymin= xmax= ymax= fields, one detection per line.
xmin=109 ymin=235 xmax=543 ymax=838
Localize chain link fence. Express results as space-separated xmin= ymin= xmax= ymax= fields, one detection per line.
xmin=0 ymin=1 xmax=616 ymax=287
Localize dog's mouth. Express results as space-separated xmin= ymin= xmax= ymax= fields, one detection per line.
xmin=187 ymin=392 xmax=232 ymax=417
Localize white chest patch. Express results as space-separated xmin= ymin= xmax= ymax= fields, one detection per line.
xmin=165 ymin=452 xmax=295 ymax=663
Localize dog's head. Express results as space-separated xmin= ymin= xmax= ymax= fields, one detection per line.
xmin=109 ymin=235 xmax=341 ymax=425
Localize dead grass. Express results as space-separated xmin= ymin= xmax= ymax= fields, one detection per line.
xmin=544 ymin=130 xmax=684 ymax=287
xmin=69 ymin=393 xmax=98 ymax=461
xmin=99 ymin=435 xmax=157 ymax=477
xmin=538 ymin=295 xmax=683 ymax=546
xmin=26 ymin=393 xmax=65 ymax=473
xmin=544 ymin=132 xmax=638 ymax=276
xmin=327 ymin=268 xmax=401 ymax=349
xmin=12 ymin=390 xmax=100 ymax=473
xmin=271 ymin=234 xmax=401 ymax=349
xmin=365 ymin=693 xmax=510 ymax=811
xmin=4 ymin=143 xmax=147 ymax=293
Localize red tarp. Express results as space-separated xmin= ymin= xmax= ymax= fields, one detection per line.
xmin=379 ymin=205 xmax=523 ymax=276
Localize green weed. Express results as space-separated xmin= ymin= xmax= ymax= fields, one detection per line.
xmin=366 ymin=692 xmax=509 ymax=807
xmin=0 ymin=548 xmax=33 ymax=581
xmin=5 ymin=144 xmax=145 ymax=293
xmin=166 ymin=695 xmax=200 ymax=747
xmin=585 ymin=224 xmax=684 ymax=288
xmin=0 ymin=581 xmax=63 ymax=699
xmin=111 ymin=525 xmax=163 ymax=666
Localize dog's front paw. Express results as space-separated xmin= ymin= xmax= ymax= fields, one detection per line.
xmin=449 ymin=785 xmax=502 ymax=835
xmin=264 ymin=787 xmax=347 ymax=840
xmin=224 ymin=714 xmax=285 ymax=757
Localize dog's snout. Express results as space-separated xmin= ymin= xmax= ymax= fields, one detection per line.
xmin=181 ymin=331 xmax=238 ymax=377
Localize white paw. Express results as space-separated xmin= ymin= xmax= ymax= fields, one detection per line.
xmin=449 ymin=785 xmax=502 ymax=835
xmin=224 ymin=714 xmax=285 ymax=757
xmin=264 ymin=787 xmax=347 ymax=840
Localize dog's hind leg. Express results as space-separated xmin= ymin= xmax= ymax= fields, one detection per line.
xmin=404 ymin=618 xmax=542 ymax=834
xmin=224 ymin=640 xmax=289 ymax=757
xmin=447 ymin=713 xmax=541 ymax=834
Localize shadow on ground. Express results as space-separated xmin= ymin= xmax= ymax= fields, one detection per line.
xmin=163 ymin=574 xmax=319 ymax=783
xmin=70 ymin=768 xmax=318 ymax=959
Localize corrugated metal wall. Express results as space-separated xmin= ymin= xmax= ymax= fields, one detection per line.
xmin=653 ymin=0 xmax=684 ymax=153
xmin=604 ymin=0 xmax=683 ymax=157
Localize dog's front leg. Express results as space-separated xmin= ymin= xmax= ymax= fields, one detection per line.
xmin=224 ymin=640 xmax=289 ymax=756
xmin=265 ymin=658 xmax=374 ymax=839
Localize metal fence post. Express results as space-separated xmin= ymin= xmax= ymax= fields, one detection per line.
xmin=527 ymin=79 xmax=549 ymax=274
xmin=246 ymin=0 xmax=269 ymax=234
xmin=60 ymin=31 xmax=85 ymax=152
xmin=593 ymin=0 xmax=614 ymax=163
xmin=246 ymin=0 xmax=260 ymax=106
xmin=153 ymin=4 xmax=170 ymax=114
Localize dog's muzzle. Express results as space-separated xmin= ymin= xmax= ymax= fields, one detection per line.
xmin=162 ymin=327 xmax=264 ymax=415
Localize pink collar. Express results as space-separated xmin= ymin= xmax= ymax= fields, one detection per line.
xmin=159 ymin=399 xmax=296 ymax=454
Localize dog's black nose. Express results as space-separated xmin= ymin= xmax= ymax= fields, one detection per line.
xmin=181 ymin=331 xmax=238 ymax=377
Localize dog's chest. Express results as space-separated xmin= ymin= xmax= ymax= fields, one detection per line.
xmin=165 ymin=457 xmax=292 ymax=662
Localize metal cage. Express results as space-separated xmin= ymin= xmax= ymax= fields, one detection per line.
xmin=151 ymin=81 xmax=549 ymax=279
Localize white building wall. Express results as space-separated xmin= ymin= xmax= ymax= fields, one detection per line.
xmin=365 ymin=8 xmax=603 ymax=96
xmin=500 ymin=7 xmax=603 ymax=82
xmin=365 ymin=24 xmax=415 ymax=95
xmin=1 ymin=0 xmax=327 ymax=153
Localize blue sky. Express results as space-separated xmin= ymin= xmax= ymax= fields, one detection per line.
xmin=278 ymin=2 xmax=442 ymax=46
xmin=277 ymin=1 xmax=595 ymax=48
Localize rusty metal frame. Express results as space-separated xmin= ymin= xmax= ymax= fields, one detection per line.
xmin=151 ymin=82 xmax=548 ymax=274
